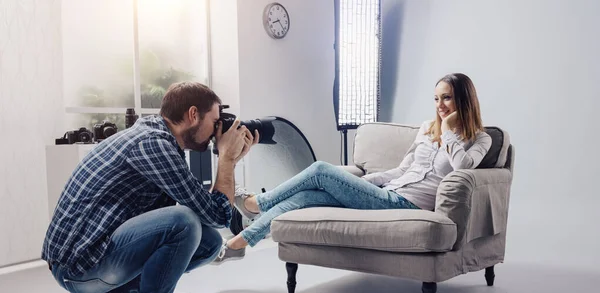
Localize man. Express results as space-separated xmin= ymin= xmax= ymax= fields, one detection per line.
xmin=42 ymin=82 xmax=258 ymax=293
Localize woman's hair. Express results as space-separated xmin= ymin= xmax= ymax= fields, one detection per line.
xmin=160 ymin=81 xmax=222 ymax=124
xmin=427 ymin=73 xmax=484 ymax=143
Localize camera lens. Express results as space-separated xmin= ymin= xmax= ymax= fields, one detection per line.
xmin=79 ymin=132 xmax=92 ymax=143
xmin=125 ymin=108 xmax=138 ymax=129
xmin=103 ymin=126 xmax=117 ymax=138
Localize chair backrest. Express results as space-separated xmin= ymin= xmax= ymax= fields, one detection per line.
xmin=353 ymin=122 xmax=419 ymax=174
xmin=353 ymin=122 xmax=511 ymax=172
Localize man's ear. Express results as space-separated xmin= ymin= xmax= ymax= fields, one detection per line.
xmin=187 ymin=106 xmax=198 ymax=123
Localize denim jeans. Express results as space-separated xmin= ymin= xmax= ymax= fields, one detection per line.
xmin=240 ymin=161 xmax=420 ymax=246
xmin=50 ymin=205 xmax=222 ymax=293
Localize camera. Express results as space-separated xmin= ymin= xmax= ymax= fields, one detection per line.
xmin=217 ymin=105 xmax=276 ymax=144
xmin=93 ymin=121 xmax=118 ymax=142
xmin=56 ymin=127 xmax=94 ymax=145
xmin=125 ymin=108 xmax=139 ymax=129
xmin=211 ymin=105 xmax=276 ymax=155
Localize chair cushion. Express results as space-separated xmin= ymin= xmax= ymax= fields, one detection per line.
xmin=271 ymin=207 xmax=457 ymax=253
xmin=478 ymin=127 xmax=509 ymax=168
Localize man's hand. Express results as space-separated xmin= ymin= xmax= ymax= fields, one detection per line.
xmin=212 ymin=121 xmax=260 ymax=204
xmin=234 ymin=128 xmax=259 ymax=164
xmin=214 ymin=120 xmax=246 ymax=163
xmin=441 ymin=111 xmax=458 ymax=132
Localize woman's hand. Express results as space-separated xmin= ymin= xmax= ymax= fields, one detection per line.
xmin=441 ymin=111 xmax=458 ymax=132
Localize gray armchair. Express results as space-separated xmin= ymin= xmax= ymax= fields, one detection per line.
xmin=270 ymin=122 xmax=514 ymax=293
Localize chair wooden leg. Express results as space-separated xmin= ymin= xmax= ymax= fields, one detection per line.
xmin=286 ymin=262 xmax=298 ymax=293
xmin=485 ymin=266 xmax=495 ymax=286
xmin=422 ymin=282 xmax=437 ymax=293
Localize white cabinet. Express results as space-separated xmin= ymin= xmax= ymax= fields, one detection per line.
xmin=45 ymin=144 xmax=97 ymax=220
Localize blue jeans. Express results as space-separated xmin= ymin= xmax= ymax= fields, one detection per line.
xmin=240 ymin=161 xmax=420 ymax=246
xmin=50 ymin=205 xmax=222 ymax=293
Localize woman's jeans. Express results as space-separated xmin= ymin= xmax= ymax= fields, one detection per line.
xmin=50 ymin=205 xmax=222 ymax=293
xmin=240 ymin=161 xmax=420 ymax=246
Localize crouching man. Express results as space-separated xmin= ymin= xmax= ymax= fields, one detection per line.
xmin=42 ymin=81 xmax=258 ymax=293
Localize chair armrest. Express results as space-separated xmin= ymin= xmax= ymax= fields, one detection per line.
xmin=337 ymin=165 xmax=365 ymax=177
xmin=435 ymin=168 xmax=513 ymax=250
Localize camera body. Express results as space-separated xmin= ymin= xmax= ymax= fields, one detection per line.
xmin=55 ymin=127 xmax=94 ymax=145
xmin=93 ymin=121 xmax=118 ymax=142
xmin=68 ymin=127 xmax=94 ymax=144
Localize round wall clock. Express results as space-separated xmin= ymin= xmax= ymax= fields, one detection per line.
xmin=263 ymin=2 xmax=290 ymax=39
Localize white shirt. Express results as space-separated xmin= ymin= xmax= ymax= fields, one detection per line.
xmin=362 ymin=120 xmax=492 ymax=211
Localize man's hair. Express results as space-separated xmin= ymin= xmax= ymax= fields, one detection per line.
xmin=159 ymin=81 xmax=222 ymax=124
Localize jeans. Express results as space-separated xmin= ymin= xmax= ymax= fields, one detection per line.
xmin=240 ymin=161 xmax=420 ymax=246
xmin=50 ymin=205 xmax=222 ymax=293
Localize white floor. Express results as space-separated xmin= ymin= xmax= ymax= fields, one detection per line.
xmin=1 ymin=233 xmax=598 ymax=293
xmin=0 ymin=228 xmax=278 ymax=293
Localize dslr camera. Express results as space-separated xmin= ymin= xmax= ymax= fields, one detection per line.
xmin=217 ymin=105 xmax=275 ymax=144
xmin=93 ymin=121 xmax=118 ymax=142
xmin=56 ymin=127 xmax=94 ymax=145
xmin=212 ymin=105 xmax=276 ymax=154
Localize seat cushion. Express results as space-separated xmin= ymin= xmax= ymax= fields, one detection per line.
xmin=271 ymin=207 xmax=457 ymax=253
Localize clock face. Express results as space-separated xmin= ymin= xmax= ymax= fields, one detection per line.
xmin=263 ymin=3 xmax=290 ymax=39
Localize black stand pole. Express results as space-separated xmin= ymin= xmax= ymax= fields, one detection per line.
xmin=342 ymin=129 xmax=348 ymax=165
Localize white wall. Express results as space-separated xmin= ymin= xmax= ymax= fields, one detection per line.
xmin=0 ymin=0 xmax=64 ymax=267
xmin=382 ymin=0 xmax=599 ymax=270
xmin=209 ymin=0 xmax=343 ymax=188
xmin=209 ymin=0 xmax=241 ymax=116
xmin=236 ymin=0 xmax=339 ymax=165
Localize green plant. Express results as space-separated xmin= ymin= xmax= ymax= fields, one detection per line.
xmin=139 ymin=48 xmax=195 ymax=108
xmin=75 ymin=47 xmax=195 ymax=129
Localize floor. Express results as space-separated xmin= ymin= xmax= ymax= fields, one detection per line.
xmin=1 ymin=233 xmax=598 ymax=293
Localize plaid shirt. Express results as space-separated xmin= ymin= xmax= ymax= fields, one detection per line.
xmin=42 ymin=115 xmax=231 ymax=277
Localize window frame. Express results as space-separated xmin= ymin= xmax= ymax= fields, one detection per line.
xmin=63 ymin=0 xmax=212 ymax=119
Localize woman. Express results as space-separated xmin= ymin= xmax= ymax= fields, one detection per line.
xmin=213 ymin=73 xmax=492 ymax=264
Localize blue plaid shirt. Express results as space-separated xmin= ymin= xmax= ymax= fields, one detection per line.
xmin=42 ymin=115 xmax=231 ymax=277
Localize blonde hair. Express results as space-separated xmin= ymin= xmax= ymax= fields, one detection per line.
xmin=426 ymin=73 xmax=484 ymax=144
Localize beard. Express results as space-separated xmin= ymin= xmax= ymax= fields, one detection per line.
xmin=182 ymin=124 xmax=210 ymax=152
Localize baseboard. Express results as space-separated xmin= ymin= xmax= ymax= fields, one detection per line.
xmin=0 ymin=259 xmax=46 ymax=276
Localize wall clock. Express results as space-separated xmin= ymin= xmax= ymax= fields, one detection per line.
xmin=263 ymin=2 xmax=290 ymax=39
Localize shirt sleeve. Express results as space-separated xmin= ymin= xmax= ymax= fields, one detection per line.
xmin=441 ymin=130 xmax=492 ymax=170
xmin=126 ymin=137 xmax=232 ymax=228
xmin=361 ymin=121 xmax=429 ymax=186
xmin=362 ymin=143 xmax=416 ymax=186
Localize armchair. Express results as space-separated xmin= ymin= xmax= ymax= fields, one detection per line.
xmin=270 ymin=122 xmax=514 ymax=293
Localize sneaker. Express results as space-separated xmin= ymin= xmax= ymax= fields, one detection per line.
xmin=233 ymin=186 xmax=260 ymax=220
xmin=211 ymin=243 xmax=245 ymax=265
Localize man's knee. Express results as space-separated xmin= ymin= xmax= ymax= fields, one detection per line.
xmin=169 ymin=206 xmax=202 ymax=243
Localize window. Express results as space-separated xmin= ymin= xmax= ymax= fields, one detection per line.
xmin=334 ymin=0 xmax=381 ymax=130
xmin=62 ymin=0 xmax=210 ymax=131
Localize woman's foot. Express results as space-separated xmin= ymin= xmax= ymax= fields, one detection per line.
xmin=211 ymin=236 xmax=249 ymax=265
xmin=233 ymin=187 xmax=260 ymax=219
xmin=211 ymin=238 xmax=246 ymax=265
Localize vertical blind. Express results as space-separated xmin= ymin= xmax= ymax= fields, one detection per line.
xmin=335 ymin=0 xmax=381 ymax=129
